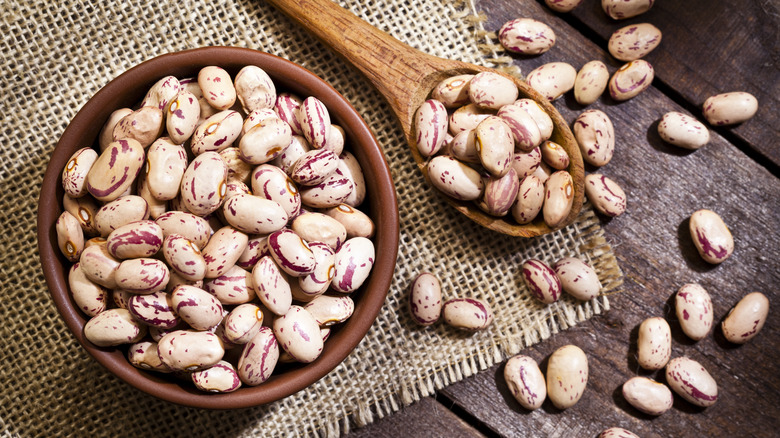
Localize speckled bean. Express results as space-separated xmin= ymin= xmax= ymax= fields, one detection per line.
xmin=323 ymin=124 xmax=345 ymax=156
xmin=622 ymin=376 xmax=673 ymax=416
xmin=526 ymin=62 xmax=577 ymax=101
xmin=268 ymin=228 xmax=316 ymax=277
xmin=86 ymin=139 xmax=145 ymax=202
xmin=610 ymin=60 xmax=655 ymax=101
xmin=84 ymin=308 xmax=147 ymax=347
xmin=64 ymin=195 xmax=100 ymax=237
xmin=191 ymin=360 xmax=241 ymax=393
xmin=599 ymin=428 xmax=640 ymax=438
xmin=292 ymin=212 xmax=347 ymax=250
xmin=273 ymin=305 xmax=324 ymax=363
xmin=250 ymin=164 xmax=301 ymax=219
xmin=127 ymin=290 xmax=179 ymax=329
xmin=511 ymin=146 xmax=542 ymax=179
xmin=702 ymin=91 xmax=758 ymax=126
xmin=474 ymin=116 xmax=514 ymax=177
xmin=252 ymin=256 xmax=292 ymax=316
xmin=722 ymin=292 xmax=769 ymax=344
xmin=141 ymin=75 xmax=181 ymax=112
xmin=543 ymin=170 xmax=574 ymax=228
xmin=237 ymin=326 xmax=279 ymax=385
xmin=446 ymin=130 xmax=479 ymax=163
xmin=290 ymin=149 xmax=339 ymax=186
xmin=545 ymin=0 xmax=583 ymax=13
xmin=332 ymin=237 xmax=375 ymax=293
xmin=299 ymin=96 xmax=331 ymax=149
xmin=573 ymin=60 xmax=609 ymax=106
xmin=112 ymin=107 xmax=164 ymax=148
xmin=553 ymin=257 xmax=601 ymax=301
xmin=409 ymin=272 xmax=442 ymax=326
xmin=638 ymin=316 xmax=671 ymax=370
xmin=115 ymin=258 xmax=170 ymax=294
xmin=298 ymin=242 xmax=336 ymax=297
xmin=145 ymin=138 xmax=188 ymax=201
xmin=299 ymin=170 xmax=354 ymax=209
xmin=198 ymin=66 xmax=236 ymax=110
xmin=468 ymin=71 xmax=519 ymax=110
xmin=304 ymin=295 xmax=354 ymax=327
xmin=275 ymin=92 xmax=304 ymax=135
xmin=222 ymin=303 xmax=264 ymax=345
xmin=158 ymin=330 xmax=225 ymax=372
xmin=414 ymin=99 xmax=449 ymax=157
xmin=191 ymin=110 xmax=243 ymax=155
xmin=513 ymin=99 xmax=553 ymax=142
xmin=220 ymin=147 xmax=253 ymax=184
xmin=242 ymin=108 xmax=279 ymax=135
xmin=432 ymin=74 xmax=473 ymax=108
xmin=62 ymin=147 xmax=98 ymax=198
xmin=155 ymin=211 xmax=211 ymax=249
xmin=127 ymin=341 xmax=170 ymax=373
xmin=480 ymin=168 xmax=520 ymax=217
xmin=234 ymin=65 xmax=276 ymax=113
xmin=163 ymin=233 xmax=207 ymax=281
xmin=665 ymin=356 xmax=718 ymax=407
xmin=222 ymin=193 xmax=288 ymax=235
xmin=239 ymin=117 xmax=293 ymax=165
xmin=504 ymin=355 xmax=546 ymax=410
xmin=201 ymin=226 xmax=249 ymax=278
xmin=658 ymin=111 xmax=710 ymax=150
xmin=166 ymin=90 xmax=200 ymax=144
xmin=602 ymin=0 xmax=654 ymax=20
xmin=511 ymin=175 xmax=545 ymax=224
xmin=448 ymin=103 xmax=495 ymax=135
xmin=94 ymin=195 xmax=150 ymax=237
xmin=522 ymin=259 xmax=562 ymax=304
xmin=442 ymin=298 xmax=493 ymax=330
xmin=336 ymin=151 xmax=367 ymax=207
xmin=136 ymin=171 xmax=167 ymax=220
xmin=427 ymin=155 xmax=484 ymax=201
xmin=204 ymin=264 xmax=255 ymax=305
xmin=689 ymin=209 xmax=734 ymax=264
xmin=180 ymin=151 xmax=229 ymax=216
xmin=106 ymin=220 xmax=164 ymax=259
xmin=324 ymin=204 xmax=376 ymax=239
xmin=56 ymin=211 xmax=84 ymax=262
xmin=584 ymin=173 xmax=626 ymax=217
xmin=498 ymin=18 xmax=556 ymax=55
xmin=79 ymin=240 xmax=120 ymax=288
xmin=675 ymin=283 xmax=713 ymax=341
xmin=236 ymin=235 xmax=270 ymax=270
xmin=540 ymin=141 xmax=570 ymax=170
xmin=171 ymin=285 xmax=224 ymax=330
xmin=497 ymin=104 xmax=542 ymax=152
xmin=546 ymin=344 xmax=588 ymax=409
xmin=609 ymin=23 xmax=662 ymax=61
xmin=574 ymin=109 xmax=615 ymax=167
xmin=99 ymin=108 xmax=133 ymax=151
xmin=68 ymin=263 xmax=109 ymax=317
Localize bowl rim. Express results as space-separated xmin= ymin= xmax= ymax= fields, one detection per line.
xmin=36 ymin=46 xmax=399 ymax=409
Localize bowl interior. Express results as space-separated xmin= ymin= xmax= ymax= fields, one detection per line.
xmin=37 ymin=47 xmax=399 ymax=409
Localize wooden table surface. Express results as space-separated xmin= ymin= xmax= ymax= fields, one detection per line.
xmin=345 ymin=1 xmax=779 ymax=437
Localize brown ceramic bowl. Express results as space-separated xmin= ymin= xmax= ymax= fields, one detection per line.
xmin=37 ymin=47 xmax=399 ymax=409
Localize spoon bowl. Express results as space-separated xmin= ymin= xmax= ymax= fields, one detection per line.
xmin=267 ymin=0 xmax=583 ymax=237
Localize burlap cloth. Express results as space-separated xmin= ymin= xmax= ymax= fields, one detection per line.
xmin=0 ymin=0 xmax=623 ymax=436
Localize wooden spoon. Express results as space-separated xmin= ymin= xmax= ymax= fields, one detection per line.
xmin=267 ymin=0 xmax=584 ymax=237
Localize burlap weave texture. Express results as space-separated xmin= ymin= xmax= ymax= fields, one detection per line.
xmin=0 ymin=0 xmax=622 ymax=437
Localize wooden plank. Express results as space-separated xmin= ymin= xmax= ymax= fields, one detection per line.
xmin=344 ymin=397 xmax=486 ymax=437
xmin=562 ymin=0 xmax=780 ymax=169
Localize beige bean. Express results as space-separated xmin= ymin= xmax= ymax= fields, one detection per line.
xmin=242 ymin=108 xmax=279 ymax=135
xmin=204 ymin=264 xmax=256 ymax=305
xmin=702 ymin=91 xmax=758 ymax=126
xmin=408 ymin=272 xmax=442 ymax=326
xmin=513 ymin=99 xmax=554 ymax=142
xmin=609 ymin=23 xmax=662 ymax=61
xmin=78 ymin=240 xmax=120 ymax=288
xmin=609 ymin=60 xmax=654 ymax=101
xmin=155 ymin=211 xmax=211 ymax=249
xmin=180 ymin=151 xmax=228 ymax=216
xmin=497 ymin=104 xmax=542 ymax=152
xmin=112 ymin=289 xmax=132 ymax=310
xmin=163 ymin=233 xmax=206 ymax=281
xmin=238 ymin=117 xmax=293 ymax=165
xmin=427 ymin=155 xmax=484 ymax=201
xmin=637 ymin=316 xmax=671 ymax=370
xmin=511 ymin=146 xmax=542 ymax=179
xmin=446 ymin=130 xmax=479 ymax=163
xmin=324 ymin=204 xmax=376 ymax=239
xmin=480 ymin=168 xmax=520 ymax=217
xmin=141 ymin=75 xmax=181 ymax=112
xmin=499 ymin=18 xmax=556 ymax=55
xmin=298 ymin=96 xmax=331 ymax=149
xmin=298 ymin=242 xmax=336 ymax=297
xmin=290 ymin=149 xmax=339 ymax=186
xmin=127 ymin=341 xmax=170 ymax=373
xmin=145 ymin=138 xmax=188 ymax=201
xmin=273 ymin=305 xmax=324 ymax=363
xmin=475 ymin=116 xmax=514 ymax=177
xmin=172 ymin=284 xmax=224 ymax=331
xmin=323 ymin=123 xmax=345 ymax=156
xmin=573 ymin=60 xmax=609 ymax=106
xmin=722 ymin=292 xmax=770 ymax=344
xmin=304 ymin=295 xmax=354 ymax=327
xmin=522 ymin=259 xmax=562 ymax=304
xmin=94 ymin=195 xmax=150 ymax=237
xmin=526 ymin=62 xmax=577 ymax=101
xmin=115 ymin=258 xmax=170 ymax=295
xmin=665 ymin=356 xmax=718 ymax=407
xmin=198 ymin=66 xmax=236 ymax=110
xmin=414 ymin=99 xmax=449 ymax=157
xmin=292 ymin=212 xmax=347 ymax=250
xmin=275 ymin=92 xmax=304 ymax=135
xmin=236 ymin=235 xmax=269 ymax=270
xmin=448 ymin=103 xmax=495 ymax=135
xmin=602 ymin=0 xmax=654 ymax=20
xmin=222 ymin=193 xmax=288 ymax=235
xmin=250 ymin=164 xmax=301 ymax=219
xmin=574 ymin=109 xmax=615 ymax=167
xmin=192 ymin=360 xmax=241 ymax=393
xmin=622 ymin=376 xmax=673 ymax=416
xmin=545 ymin=0 xmax=583 ymax=13
xmin=332 ymin=237 xmax=375 ymax=293
xmin=540 ymin=140 xmax=570 ymax=170
xmin=158 ymin=330 xmax=225 ymax=372
xmin=166 ymin=90 xmax=200 ymax=144
xmin=546 ymin=345 xmax=588 ymax=409
xmin=553 ymin=257 xmax=601 ymax=301
xmin=511 ymin=175 xmax=545 ymax=224
xmin=201 ymin=226 xmax=249 ymax=278
xmin=62 ymin=147 xmax=98 ymax=198
xmin=191 ymin=110 xmax=243 ymax=155
xmin=299 ymin=170 xmax=354 ymax=208
xmin=222 ymin=303 xmax=264 ymax=345
xmin=584 ymin=173 xmax=627 ymax=217
xmin=252 ymin=256 xmax=292 ymax=316
xmin=468 ymin=71 xmax=519 ymax=110
xmin=112 ymin=107 xmax=164 ymax=148
xmin=238 ymin=326 xmax=279 ymax=385
xmin=442 ymin=298 xmax=493 ymax=331
xmin=504 ymin=355 xmax=546 ymax=410
xmin=337 ymin=151 xmax=367 ymax=207
xmin=543 ymin=170 xmax=574 ymax=228
xmin=68 ymin=263 xmax=109 ymax=317
xmin=689 ymin=209 xmax=734 ymax=264
xmin=128 ymin=290 xmax=179 ymax=329
xmin=86 ymin=139 xmax=145 ymax=202
xmin=84 ymin=308 xmax=147 ymax=347
xmin=675 ymin=283 xmax=713 ymax=341
xmin=658 ymin=111 xmax=710 ymax=150
xmin=62 ymin=193 xmax=98 ymax=237
xmin=135 ymin=170 xmax=167 ymax=220
xmin=268 ymin=228 xmax=316 ymax=277
xmin=235 ymin=65 xmax=276 ymax=113
xmin=98 ymin=108 xmax=133 ymax=151
xmin=599 ymin=428 xmax=639 ymax=438
xmin=106 ymin=220 xmax=164 ymax=259
xmin=218 ymin=148 xmax=252 ymax=184
xmin=56 ymin=211 xmax=84 ymax=262
xmin=431 ymin=74 xmax=473 ymax=108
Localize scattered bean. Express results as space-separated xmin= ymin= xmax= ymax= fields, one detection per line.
xmin=665 ymin=356 xmax=718 ymax=407
xmin=689 ymin=209 xmax=734 ymax=264
xmin=622 ymin=376 xmax=673 ymax=416
xmin=526 ymin=62 xmax=577 ymax=101
xmin=553 ymin=257 xmax=600 ymax=301
xmin=599 ymin=428 xmax=640 ymax=438
xmin=573 ymin=60 xmax=609 ymax=106
xmin=468 ymin=71 xmax=519 ymax=110
xmin=609 ymin=60 xmax=654 ymax=101
xmin=608 ymin=23 xmax=662 ymax=61
xmin=498 ymin=18 xmax=556 ymax=55
xmin=658 ymin=111 xmax=710 ymax=150
xmin=602 ymin=0 xmax=655 ymax=20
xmin=584 ymin=173 xmax=627 ymax=217
xmin=721 ymin=292 xmax=769 ymax=344
xmin=675 ymin=283 xmax=713 ymax=341
xmin=637 ymin=316 xmax=671 ymax=370
xmin=442 ymin=298 xmax=493 ymax=331
xmin=702 ymin=91 xmax=758 ymax=126
xmin=546 ymin=344 xmax=588 ymax=409
xmin=574 ymin=109 xmax=615 ymax=167
xmin=84 ymin=308 xmax=147 ymax=347
xmin=504 ymin=355 xmax=546 ymax=410
xmin=409 ymin=272 xmax=443 ymax=326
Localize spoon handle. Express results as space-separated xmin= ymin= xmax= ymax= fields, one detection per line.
xmin=266 ymin=0 xmax=459 ymax=134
